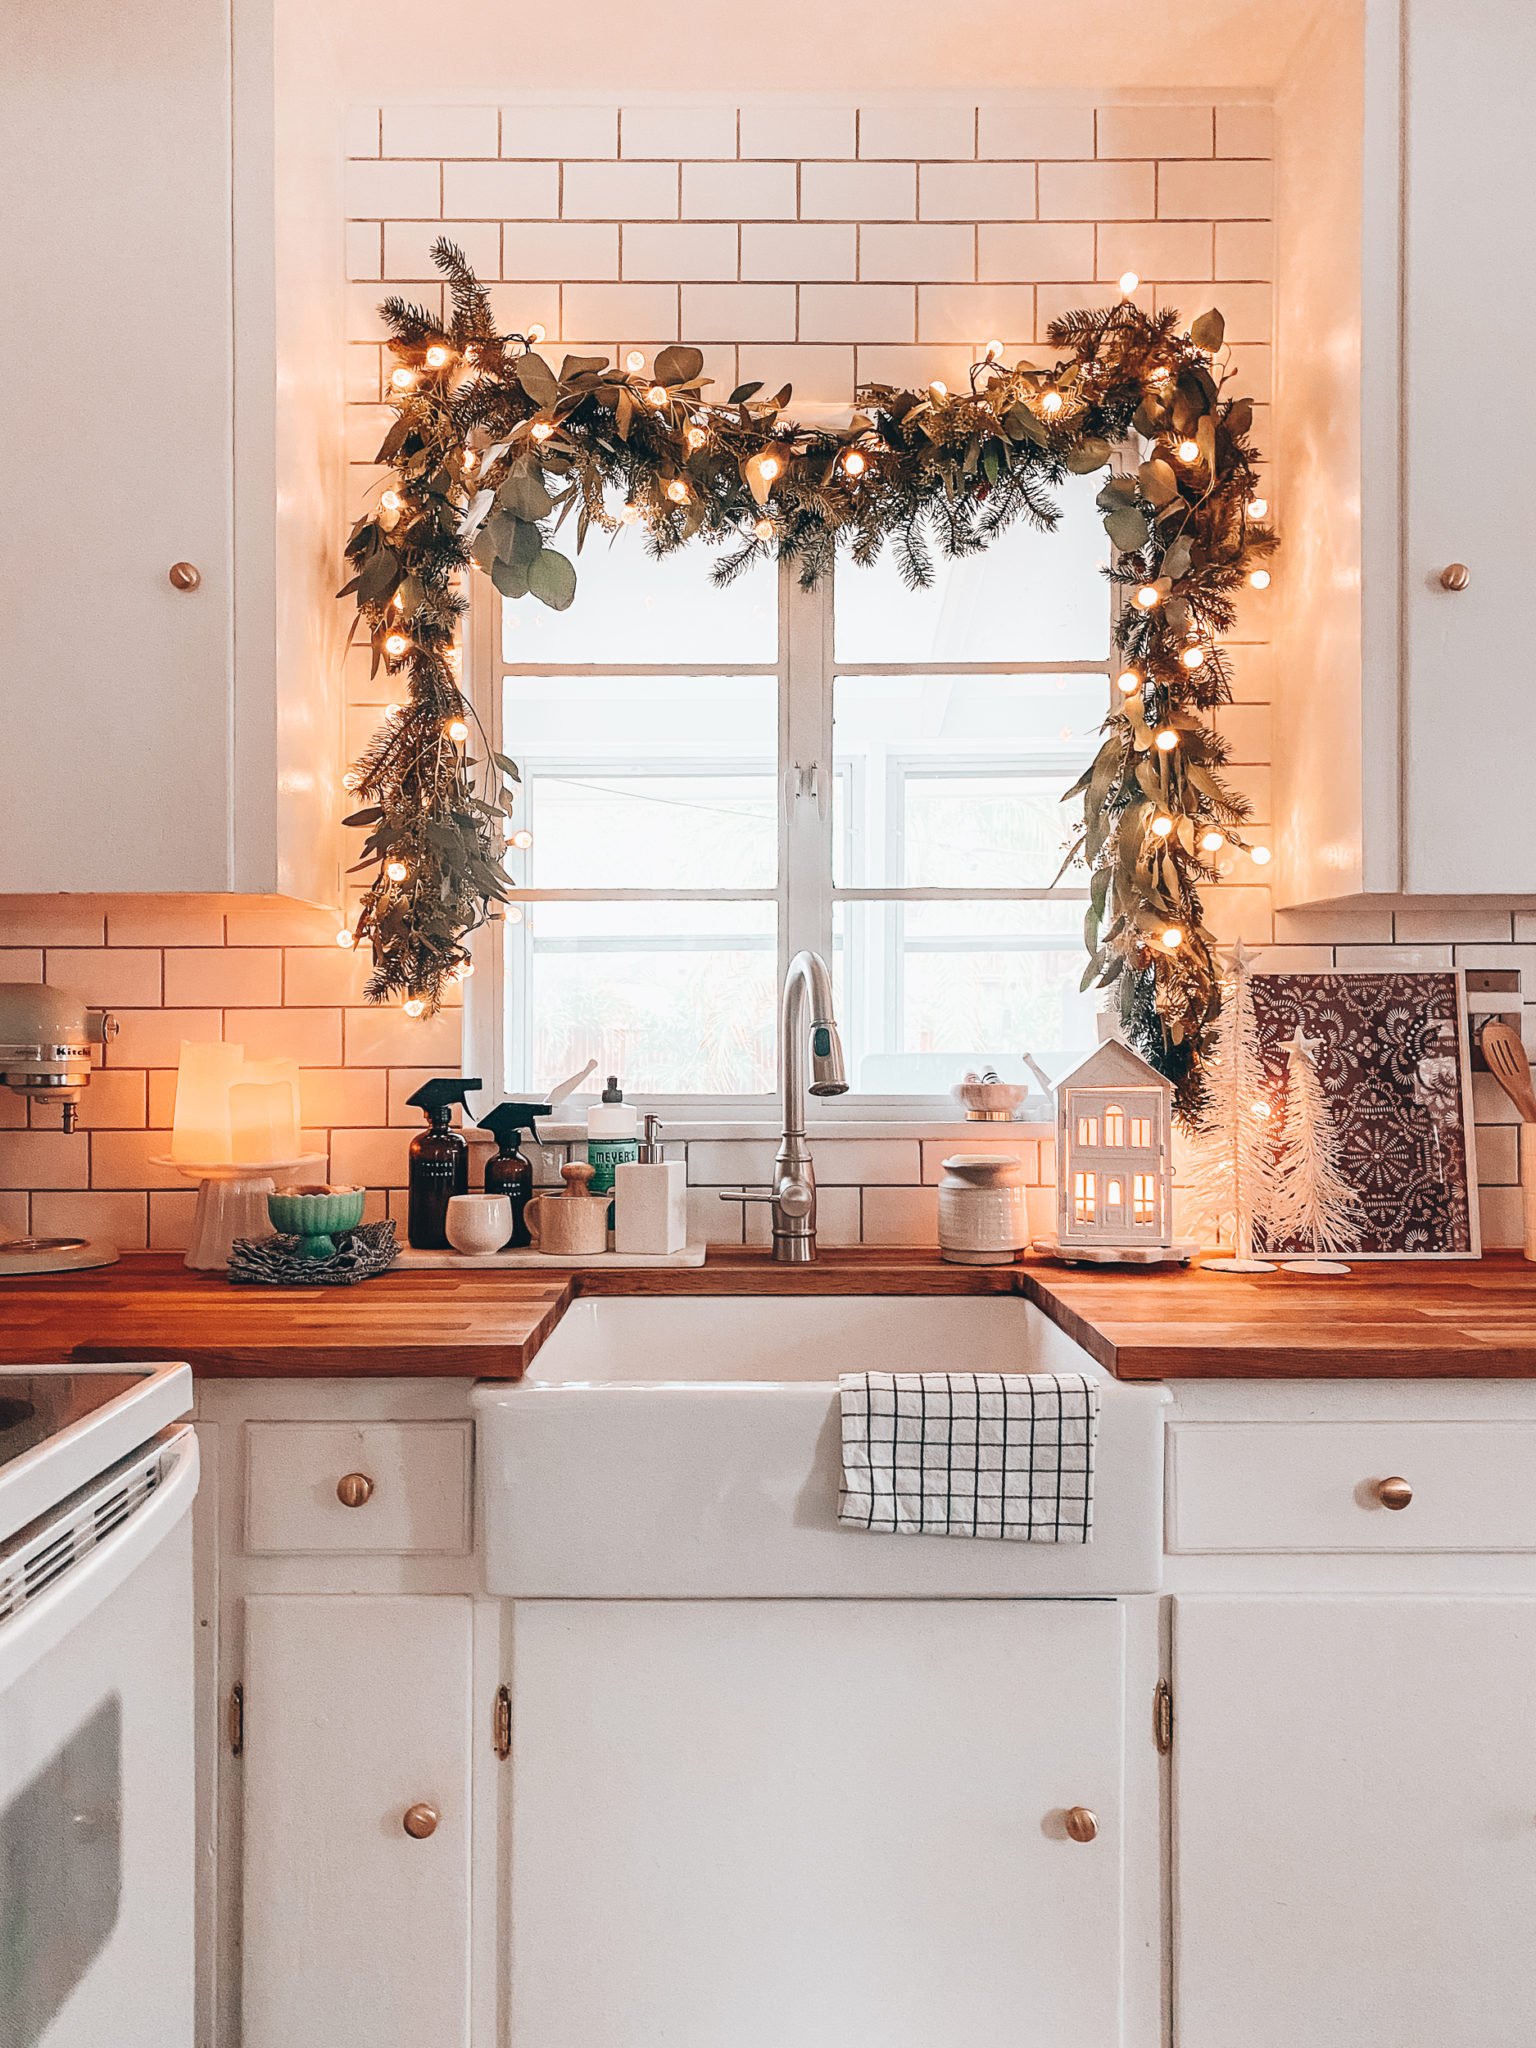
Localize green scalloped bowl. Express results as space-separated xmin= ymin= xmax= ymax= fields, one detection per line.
xmin=266 ymin=1186 xmax=366 ymax=1261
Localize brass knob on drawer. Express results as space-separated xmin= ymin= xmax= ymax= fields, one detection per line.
xmin=168 ymin=561 xmax=202 ymax=591
xmin=402 ymin=1802 xmax=439 ymax=1839
xmin=1376 ymin=1476 xmax=1413 ymax=1510
xmin=336 ymin=1472 xmax=374 ymax=1508
xmin=1439 ymin=562 xmax=1470 ymax=592
xmin=1064 ymin=1805 xmax=1099 ymax=1843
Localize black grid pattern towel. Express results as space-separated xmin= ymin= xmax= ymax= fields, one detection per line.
xmin=838 ymin=1372 xmax=1099 ymax=1543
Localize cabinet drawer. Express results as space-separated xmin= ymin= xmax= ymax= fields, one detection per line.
xmin=244 ymin=1423 xmax=472 ymax=1555
xmin=1167 ymin=1421 xmax=1536 ymax=1553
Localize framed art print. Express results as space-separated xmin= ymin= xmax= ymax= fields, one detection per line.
xmin=1250 ymin=970 xmax=1480 ymax=1259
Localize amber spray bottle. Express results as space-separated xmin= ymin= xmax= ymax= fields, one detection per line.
xmin=405 ymin=1077 xmax=481 ymax=1249
xmin=476 ymin=1100 xmax=553 ymax=1249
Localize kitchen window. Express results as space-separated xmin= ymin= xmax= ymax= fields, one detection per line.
xmin=469 ymin=476 xmax=1111 ymax=1111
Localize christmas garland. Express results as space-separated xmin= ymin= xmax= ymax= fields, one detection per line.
xmin=339 ymin=238 xmax=1275 ymax=1109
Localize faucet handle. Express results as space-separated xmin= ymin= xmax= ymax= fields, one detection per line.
xmin=718 ymin=1188 xmax=777 ymax=1205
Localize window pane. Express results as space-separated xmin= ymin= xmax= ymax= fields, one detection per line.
xmin=832 ymin=476 xmax=1109 ymax=664
xmin=503 ymin=675 xmax=777 ymax=889
xmin=833 ymin=897 xmax=1098 ymax=1096
xmin=500 ymin=526 xmax=776 ymax=665
xmin=833 ymin=673 xmax=1106 ymax=887
xmin=511 ymin=900 xmax=777 ymax=1096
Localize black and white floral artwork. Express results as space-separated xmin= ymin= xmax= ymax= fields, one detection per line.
xmin=1249 ymin=970 xmax=1479 ymax=1258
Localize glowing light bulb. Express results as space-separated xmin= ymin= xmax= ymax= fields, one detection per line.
xmin=1152 ymin=814 xmax=1174 ymax=839
xmin=929 ymin=380 xmax=947 ymax=400
xmin=1040 ymin=389 xmax=1064 ymax=416
xmin=1154 ymin=728 xmax=1179 ymax=752
xmin=530 ymin=420 xmax=554 ymax=442
xmin=342 ymin=770 xmax=361 ymax=791
xmin=646 ymin=384 xmax=668 ymax=408
xmin=402 ymin=997 xmax=425 ymax=1018
xmin=390 ymin=367 xmax=416 ymax=392
xmin=1160 ymin=926 xmax=1183 ymax=950
xmin=425 ymin=345 xmax=450 ymax=369
xmin=1118 ymin=270 xmax=1140 ymax=295
xmin=1116 ymin=668 xmax=1142 ymax=694
xmin=527 ymin=323 xmax=546 ymax=345
xmin=1135 ymin=585 xmax=1161 ymax=610
xmin=463 ymin=450 xmax=478 ymax=472
xmin=446 ymin=718 xmax=470 ymax=743
xmin=380 ymin=489 xmax=402 ymax=512
xmin=335 ymin=928 xmax=355 ymax=949
xmin=757 ymin=455 xmax=781 ymax=483
xmin=984 ymin=339 xmax=1004 ymax=362
xmin=619 ymin=501 xmax=640 ymax=524
xmin=1250 ymin=1098 xmax=1272 ymax=1120
xmin=385 ymin=859 xmax=408 ymax=883
xmin=505 ymin=905 xmax=524 ymax=925
xmin=753 ymin=517 xmax=774 ymax=542
xmin=385 ymin=701 xmax=402 ymax=721
xmin=1200 ymin=829 xmax=1227 ymax=854
xmin=842 ymin=449 xmax=867 ymax=477
xmin=1181 ymin=643 xmax=1207 ymax=670
xmin=1177 ymin=438 xmax=1200 ymax=463
xmin=1249 ymin=844 xmax=1272 ymax=866
xmin=450 ymin=960 xmax=475 ymax=981
xmin=686 ymin=425 xmax=707 ymax=451
xmin=1248 ymin=568 xmax=1271 ymax=590
xmin=510 ymin=828 xmax=533 ymax=850
xmin=384 ymin=633 xmax=410 ymax=659
xmin=625 ymin=350 xmax=646 ymax=373
xmin=666 ymin=479 xmax=690 ymax=504
xmin=1248 ymin=496 xmax=1268 ymax=518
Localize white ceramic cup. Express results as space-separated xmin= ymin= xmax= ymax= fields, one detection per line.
xmin=445 ymin=1192 xmax=513 ymax=1256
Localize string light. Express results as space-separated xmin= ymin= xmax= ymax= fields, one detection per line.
xmin=757 ymin=454 xmax=781 ymax=482
xmin=425 ymin=345 xmax=451 ymax=369
xmin=342 ymin=770 xmax=361 ymax=791
xmin=444 ymin=647 xmax=462 ymax=675
xmin=403 ymin=997 xmax=425 ymax=1017
xmin=1200 ymin=829 xmax=1227 ymax=854
xmin=1116 ymin=668 xmax=1142 ymax=694
xmin=1154 ymin=728 xmax=1179 ymax=752
xmin=619 ymin=501 xmax=640 ymax=524
xmin=385 ymin=701 xmax=402 ymax=721
xmin=1040 ymin=389 xmax=1064 ymax=416
xmin=1180 ymin=643 xmax=1207 ymax=670
xmin=625 ymin=350 xmax=646 ymax=373
xmin=1176 ymin=438 xmax=1201 ymax=463
xmin=1248 ymin=568 xmax=1271 ymax=590
xmin=1249 ymin=844 xmax=1272 ymax=866
xmin=686 ymin=425 xmax=707 ymax=451
xmin=384 ymin=633 xmax=410 ymax=659
xmin=505 ymin=905 xmax=524 ymax=925
xmin=380 ymin=489 xmax=402 ymax=512
xmin=385 ymin=859 xmax=408 ymax=883
xmin=1151 ymin=814 xmax=1174 ymax=839
xmin=530 ymin=420 xmax=554 ymax=442
xmin=1247 ymin=496 xmax=1268 ymax=518
xmin=446 ymin=718 xmax=470 ymax=743
xmin=449 ymin=960 xmax=475 ymax=982
xmin=1135 ymin=585 xmax=1161 ymax=610
xmin=753 ymin=517 xmax=774 ymax=542
xmin=463 ymin=450 xmax=478 ymax=473
xmin=527 ymin=323 xmax=546 ymax=345
xmin=335 ymin=928 xmax=355 ymax=949
xmin=1118 ymin=270 xmax=1140 ymax=294
xmin=929 ymin=380 xmax=947 ymax=400
xmin=646 ymin=385 xmax=668 ymax=409
xmin=1250 ymin=1098 xmax=1272 ymax=1121
xmin=1160 ymin=926 xmax=1183 ymax=950
xmin=842 ymin=449 xmax=867 ymax=477
xmin=510 ymin=828 xmax=533 ymax=849
xmin=984 ymin=339 xmax=1003 ymax=362
xmin=665 ymin=479 xmax=690 ymax=503
xmin=390 ymin=367 xmax=416 ymax=391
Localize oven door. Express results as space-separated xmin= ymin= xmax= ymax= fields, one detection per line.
xmin=0 ymin=1427 xmax=198 ymax=2048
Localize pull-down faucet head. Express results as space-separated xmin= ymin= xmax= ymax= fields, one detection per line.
xmin=809 ymin=1017 xmax=848 ymax=1096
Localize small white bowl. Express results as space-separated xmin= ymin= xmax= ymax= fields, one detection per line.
xmin=445 ymin=1192 xmax=513 ymax=1256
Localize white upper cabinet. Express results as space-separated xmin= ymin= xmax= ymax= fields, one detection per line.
xmin=1 ymin=0 xmax=343 ymax=899
xmin=1274 ymin=0 xmax=1535 ymax=903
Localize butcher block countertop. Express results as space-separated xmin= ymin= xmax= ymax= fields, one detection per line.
xmin=3 ymin=1249 xmax=1536 ymax=1380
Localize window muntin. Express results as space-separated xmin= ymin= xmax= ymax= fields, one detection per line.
xmin=1133 ymin=1173 xmax=1156 ymax=1224
xmin=1073 ymin=1171 xmax=1097 ymax=1223
xmin=1129 ymin=1114 xmax=1152 ymax=1148
xmin=1103 ymin=1103 xmax=1125 ymax=1147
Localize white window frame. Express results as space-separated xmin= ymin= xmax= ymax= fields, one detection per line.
xmin=464 ymin=561 xmax=1107 ymax=1121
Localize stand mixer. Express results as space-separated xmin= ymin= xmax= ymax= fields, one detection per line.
xmin=0 ymin=982 xmax=120 ymax=1274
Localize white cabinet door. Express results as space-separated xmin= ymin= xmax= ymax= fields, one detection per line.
xmin=1401 ymin=0 xmax=1536 ymax=891
xmin=2 ymin=0 xmax=236 ymax=892
xmin=1174 ymin=1597 xmax=1536 ymax=2048
xmin=240 ymin=1596 xmax=474 ymax=2048
xmin=509 ymin=1599 xmax=1130 ymax=2048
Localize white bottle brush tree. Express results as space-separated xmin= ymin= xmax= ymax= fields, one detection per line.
xmin=1267 ymin=1028 xmax=1360 ymax=1274
xmin=1184 ymin=941 xmax=1282 ymax=1272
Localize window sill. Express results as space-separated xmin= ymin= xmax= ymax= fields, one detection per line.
xmin=501 ymin=1117 xmax=1055 ymax=1145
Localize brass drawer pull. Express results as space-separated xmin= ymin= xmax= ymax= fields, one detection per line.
xmin=168 ymin=561 xmax=202 ymax=591
xmin=1064 ymin=1805 xmax=1098 ymax=1843
xmin=336 ymin=1472 xmax=374 ymax=1508
xmin=1439 ymin=562 xmax=1470 ymax=592
xmin=1376 ymin=1476 xmax=1413 ymax=1511
xmin=403 ymin=1802 xmax=439 ymax=1839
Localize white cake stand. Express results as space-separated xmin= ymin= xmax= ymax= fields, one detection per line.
xmin=151 ymin=1155 xmax=326 ymax=1271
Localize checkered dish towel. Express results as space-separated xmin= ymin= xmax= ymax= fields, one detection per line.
xmin=838 ymin=1372 xmax=1099 ymax=1542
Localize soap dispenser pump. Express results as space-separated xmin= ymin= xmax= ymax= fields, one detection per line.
xmin=477 ymin=1100 xmax=553 ymax=1248
xmin=405 ymin=1077 xmax=481 ymax=1248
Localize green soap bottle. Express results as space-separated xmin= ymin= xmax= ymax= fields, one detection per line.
xmin=405 ymin=1076 xmax=481 ymax=1249
xmin=585 ymin=1075 xmax=639 ymax=1198
xmin=477 ymin=1099 xmax=553 ymax=1249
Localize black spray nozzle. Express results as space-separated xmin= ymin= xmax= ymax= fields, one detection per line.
xmin=477 ymin=1101 xmax=553 ymax=1146
xmin=406 ymin=1076 xmax=483 ymax=1118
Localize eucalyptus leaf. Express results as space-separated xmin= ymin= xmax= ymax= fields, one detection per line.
xmin=1190 ymin=308 xmax=1226 ymax=352
xmin=515 ymin=353 xmax=560 ymax=407
xmin=655 ymin=345 xmax=705 ymax=386
xmin=1162 ymin=537 xmax=1193 ymax=582
xmin=1138 ymin=458 xmax=1178 ymax=507
xmin=1104 ymin=506 xmax=1150 ymax=553
xmin=497 ymin=467 xmax=554 ymax=523
xmin=490 ymin=553 xmax=532 ymax=601
xmin=356 ymin=547 xmax=400 ymax=604
xmin=527 ymin=547 xmax=577 ymax=611
xmin=1065 ymin=436 xmax=1112 ymax=475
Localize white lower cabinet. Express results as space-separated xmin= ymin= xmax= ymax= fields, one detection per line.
xmin=506 ymin=1597 xmax=1134 ymax=2048
xmin=239 ymin=1595 xmax=476 ymax=2048
xmin=1173 ymin=1595 xmax=1536 ymax=2048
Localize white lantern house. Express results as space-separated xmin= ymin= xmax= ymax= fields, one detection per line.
xmin=1054 ymin=1039 xmax=1175 ymax=1252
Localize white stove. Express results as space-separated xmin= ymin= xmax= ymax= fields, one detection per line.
xmin=0 ymin=1362 xmax=197 ymax=2048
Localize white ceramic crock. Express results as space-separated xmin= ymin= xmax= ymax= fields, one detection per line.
xmin=936 ymin=1153 xmax=1029 ymax=1265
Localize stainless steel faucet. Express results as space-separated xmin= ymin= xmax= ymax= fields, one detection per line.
xmin=721 ymin=949 xmax=848 ymax=1262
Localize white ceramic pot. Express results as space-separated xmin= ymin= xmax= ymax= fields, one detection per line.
xmin=936 ymin=1154 xmax=1029 ymax=1265
xmin=445 ymin=1192 xmax=514 ymax=1255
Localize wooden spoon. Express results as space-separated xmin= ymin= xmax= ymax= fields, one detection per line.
xmin=1480 ymin=1019 xmax=1536 ymax=1121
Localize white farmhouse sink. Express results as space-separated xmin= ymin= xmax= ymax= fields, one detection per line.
xmin=475 ymin=1296 xmax=1166 ymax=1598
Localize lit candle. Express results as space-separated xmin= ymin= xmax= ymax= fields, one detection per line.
xmin=229 ymin=1060 xmax=300 ymax=1164
xmin=170 ymin=1043 xmax=244 ymax=1165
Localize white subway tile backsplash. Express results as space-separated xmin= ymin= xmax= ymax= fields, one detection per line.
xmin=681 ymin=282 xmax=795 ymax=340
xmin=501 ymin=104 xmax=617 ymax=159
xmin=1039 ymin=160 xmax=1155 ymax=220
xmin=1096 ymin=104 xmax=1212 ymax=159
xmin=861 ymin=1185 xmax=941 ymax=1245
xmin=682 ymin=160 xmax=797 ymax=220
xmin=1214 ymin=218 xmax=1274 ymax=277
xmin=563 ymin=159 xmax=679 ymax=220
xmin=979 ymin=104 xmax=1095 ymax=160
xmin=441 ymin=159 xmax=559 ymax=219
xmin=1095 ymin=218 xmax=1212 ymax=280
xmin=561 ymin=281 xmax=680 ymax=339
xmin=736 ymin=342 xmax=855 ymax=405
xmin=162 ymin=948 xmax=282 ymax=1008
xmin=800 ymin=283 xmax=915 ymax=343
xmin=502 ymin=222 xmax=619 ymax=282
xmin=811 ymin=1139 xmax=921 ymax=1185
xmin=861 ymin=222 xmax=975 ymax=283
xmin=858 ymin=103 xmax=974 ymax=161
xmin=1158 ymin=157 xmax=1272 ymax=220
xmin=345 ymin=106 xmax=380 ymax=159
xmin=738 ymin=103 xmax=856 ymax=161
xmin=979 ymin=221 xmax=1094 ymax=280
xmin=623 ymin=104 xmax=737 ymax=160
xmin=35 ymin=1189 xmax=149 ymax=1249
xmin=741 ymin=221 xmax=856 ymax=282
xmin=45 ymin=949 xmax=161 ymax=1008
xmin=918 ymin=282 xmax=1034 ymax=344
xmin=917 ymin=161 xmax=1035 ymax=222
xmin=347 ymin=158 xmax=440 ymax=221
xmin=623 ymin=222 xmax=739 ymax=281
xmin=1396 ymin=901 xmax=1517 ymax=945
xmin=800 ymin=161 xmax=916 ymax=220
xmin=382 ymin=105 xmax=499 ymax=159
xmin=384 ymin=220 xmax=499 ymax=280
xmin=346 ymin=222 xmax=383 ymax=281
xmin=1215 ymin=104 xmax=1275 ymax=159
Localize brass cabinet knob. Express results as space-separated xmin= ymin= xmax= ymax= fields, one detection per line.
xmin=402 ymin=1802 xmax=439 ymax=1839
xmin=1064 ymin=1805 xmax=1099 ymax=1843
xmin=1376 ymin=1475 xmax=1413 ymax=1511
xmin=1439 ymin=562 xmax=1470 ymax=591
xmin=336 ymin=1472 xmax=374 ymax=1508
xmin=168 ymin=561 xmax=202 ymax=591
